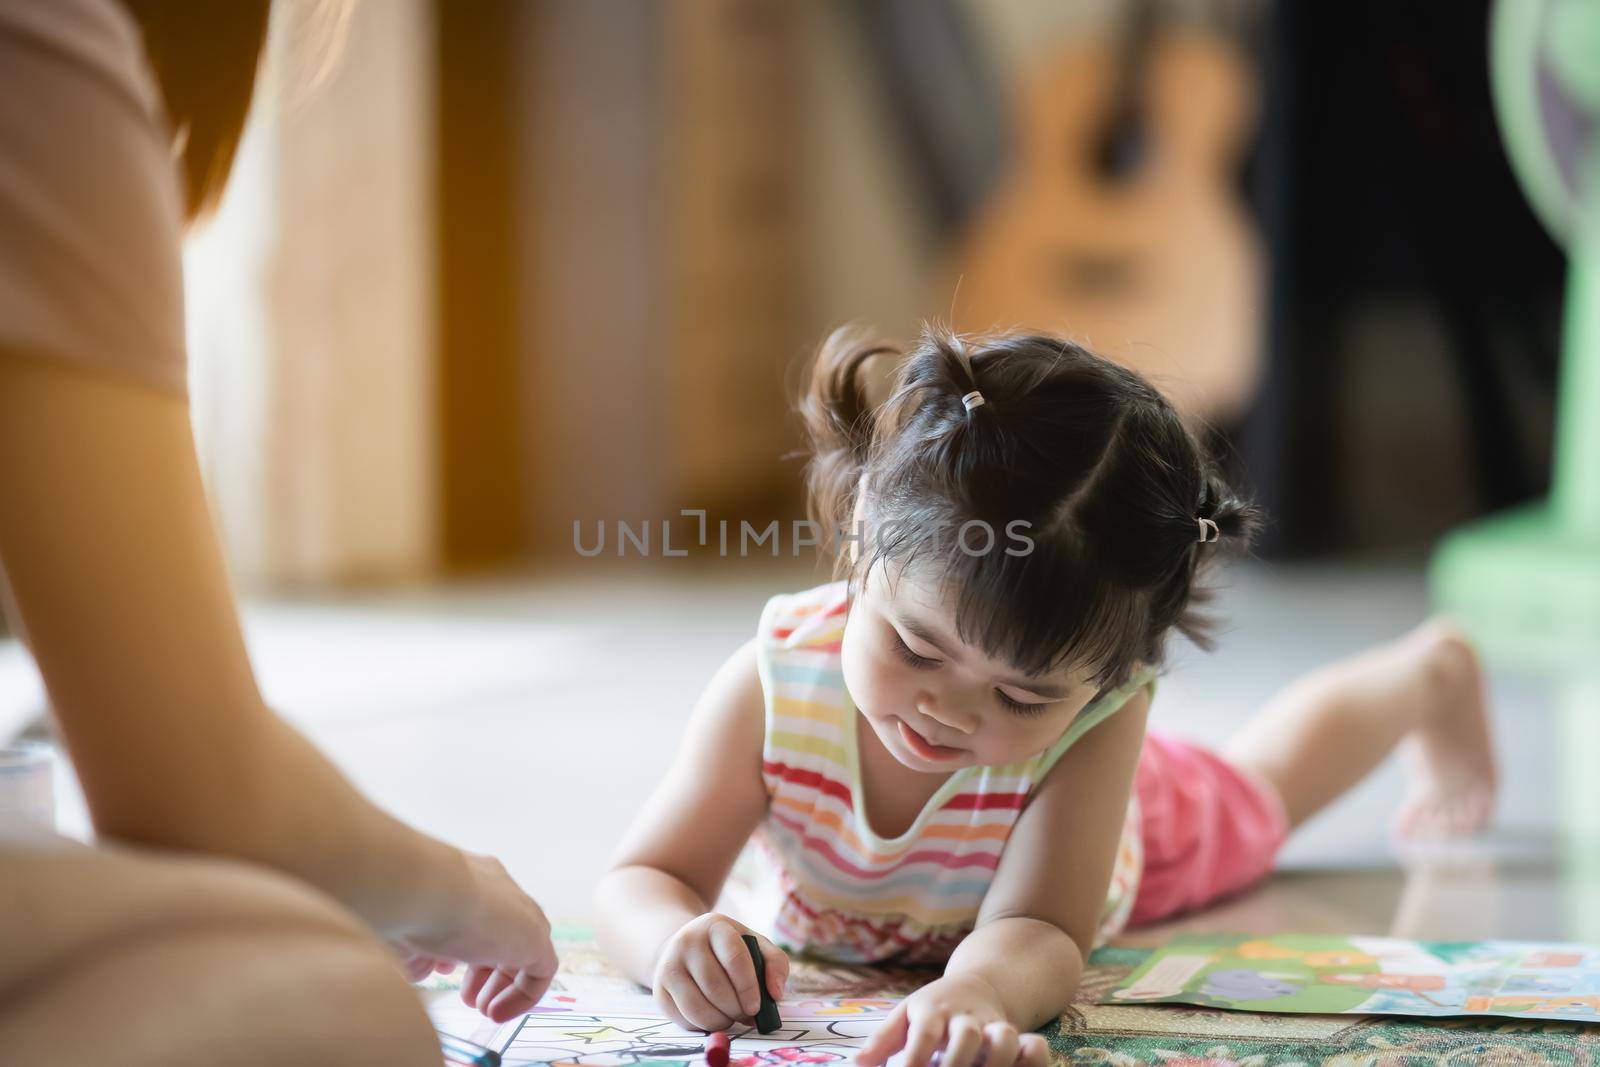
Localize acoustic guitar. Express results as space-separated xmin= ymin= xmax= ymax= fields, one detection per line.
xmin=947 ymin=2 xmax=1266 ymax=425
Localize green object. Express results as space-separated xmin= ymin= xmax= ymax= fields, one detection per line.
xmin=742 ymin=934 xmax=783 ymax=1034
xmin=1051 ymin=946 xmax=1599 ymax=1065
xmin=1430 ymin=0 xmax=1600 ymax=666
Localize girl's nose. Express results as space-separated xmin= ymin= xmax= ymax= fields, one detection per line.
xmin=917 ymin=695 xmax=978 ymax=736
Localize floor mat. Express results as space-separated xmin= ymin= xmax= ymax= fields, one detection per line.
xmin=542 ymin=928 xmax=1599 ymax=1065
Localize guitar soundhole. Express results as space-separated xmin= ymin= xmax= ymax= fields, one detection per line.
xmin=1049 ymin=250 xmax=1140 ymax=299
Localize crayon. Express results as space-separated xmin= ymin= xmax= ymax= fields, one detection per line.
xmin=741 ymin=934 xmax=783 ymax=1034
xmin=706 ymin=1029 xmax=731 ymax=1067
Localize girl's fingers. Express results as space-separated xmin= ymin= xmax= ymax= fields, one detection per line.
xmin=685 ymin=939 xmax=747 ymax=1022
xmin=758 ymin=935 xmax=790 ymax=1000
xmin=981 ymin=1023 xmax=1019 ymax=1067
xmin=901 ymin=1011 xmax=948 ymax=1067
xmin=856 ymin=1004 xmax=910 ymax=1067
xmin=401 ymin=954 xmax=434 ymax=982
xmin=1017 ymin=1033 xmax=1050 ymax=1067
xmin=660 ymin=960 xmax=735 ymax=1032
xmin=709 ymin=921 xmax=764 ymax=1017
xmin=942 ymin=1015 xmax=985 ymax=1067
xmin=654 ymin=984 xmax=692 ymax=1031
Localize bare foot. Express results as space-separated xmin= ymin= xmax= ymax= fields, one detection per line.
xmin=1390 ymin=619 xmax=1498 ymax=841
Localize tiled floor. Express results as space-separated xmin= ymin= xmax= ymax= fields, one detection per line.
xmin=7 ymin=558 xmax=1597 ymax=947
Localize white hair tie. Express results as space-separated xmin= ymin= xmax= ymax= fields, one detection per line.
xmin=1196 ymin=517 xmax=1220 ymax=544
xmin=961 ymin=390 xmax=986 ymax=412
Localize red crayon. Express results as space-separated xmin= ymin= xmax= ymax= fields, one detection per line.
xmin=706 ymin=1030 xmax=731 ymax=1067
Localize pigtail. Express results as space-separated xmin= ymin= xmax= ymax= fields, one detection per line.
xmin=869 ymin=327 xmax=1007 ymax=512
xmin=1196 ymin=466 xmax=1262 ymax=546
xmin=1166 ymin=464 xmax=1260 ymax=655
xmin=798 ymin=326 xmax=902 ymax=547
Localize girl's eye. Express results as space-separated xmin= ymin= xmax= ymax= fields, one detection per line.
xmin=890 ymin=631 xmax=939 ymax=669
xmin=996 ymin=689 xmax=1049 ymax=717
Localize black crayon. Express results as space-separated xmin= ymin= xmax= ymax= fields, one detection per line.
xmin=741 ymin=933 xmax=783 ymax=1034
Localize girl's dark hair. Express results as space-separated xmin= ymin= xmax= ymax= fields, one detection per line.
xmin=800 ymin=325 xmax=1259 ymax=689
xmin=122 ymin=0 xmax=272 ymax=220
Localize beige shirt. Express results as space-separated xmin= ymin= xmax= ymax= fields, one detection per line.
xmin=0 ymin=0 xmax=187 ymax=394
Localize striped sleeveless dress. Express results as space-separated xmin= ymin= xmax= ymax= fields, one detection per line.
xmin=730 ymin=580 xmax=1150 ymax=965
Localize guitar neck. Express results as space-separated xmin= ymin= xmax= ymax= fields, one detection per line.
xmin=1096 ymin=0 xmax=1160 ymax=181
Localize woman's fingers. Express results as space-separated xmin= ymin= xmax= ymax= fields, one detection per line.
xmin=461 ymin=964 xmax=494 ymax=1008
xmin=475 ymin=968 xmax=515 ymax=1017
xmin=521 ymin=919 xmax=560 ymax=987
xmin=855 ymin=1003 xmax=910 ymax=1066
xmin=981 ymin=1023 xmax=1019 ymax=1067
xmin=487 ymin=968 xmax=553 ymax=1023
xmin=460 ymin=956 xmax=556 ymax=1022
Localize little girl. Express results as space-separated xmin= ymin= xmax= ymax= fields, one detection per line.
xmin=594 ymin=327 xmax=1496 ymax=1067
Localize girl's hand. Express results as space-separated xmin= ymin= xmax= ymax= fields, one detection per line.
xmin=856 ymin=974 xmax=1050 ymax=1067
xmin=392 ymin=851 xmax=560 ymax=1023
xmin=653 ymin=913 xmax=789 ymax=1031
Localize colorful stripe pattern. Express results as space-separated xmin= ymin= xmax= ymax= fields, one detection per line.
xmin=741 ymin=581 xmax=1145 ymax=965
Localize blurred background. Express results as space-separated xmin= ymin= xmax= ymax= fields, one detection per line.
xmin=180 ymin=0 xmax=1566 ymax=585
xmin=6 ymin=0 xmax=1594 ymax=940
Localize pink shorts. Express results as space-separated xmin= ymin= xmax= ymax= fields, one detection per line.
xmin=1128 ymin=730 xmax=1290 ymax=927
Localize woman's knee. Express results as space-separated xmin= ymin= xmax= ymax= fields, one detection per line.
xmin=1 ymin=923 xmax=439 ymax=1066
xmin=2 ymin=835 xmax=369 ymax=983
xmin=0 ymin=839 xmax=440 ymax=1065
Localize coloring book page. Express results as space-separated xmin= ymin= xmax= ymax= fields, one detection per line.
xmin=1103 ymin=933 xmax=1600 ymax=1023
xmin=428 ymin=985 xmax=900 ymax=1067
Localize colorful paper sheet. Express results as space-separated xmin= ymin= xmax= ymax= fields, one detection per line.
xmin=1103 ymin=934 xmax=1600 ymax=1023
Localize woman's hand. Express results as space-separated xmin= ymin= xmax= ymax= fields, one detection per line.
xmin=653 ymin=913 xmax=789 ymax=1031
xmin=856 ymin=974 xmax=1049 ymax=1067
xmin=390 ymin=852 xmax=560 ymax=1023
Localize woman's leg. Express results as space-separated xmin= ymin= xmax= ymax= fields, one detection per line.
xmin=0 ymin=833 xmax=440 ymax=1066
xmin=1220 ymin=619 xmax=1495 ymax=838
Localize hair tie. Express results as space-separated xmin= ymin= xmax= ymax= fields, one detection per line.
xmin=961 ymin=390 xmax=986 ymax=412
xmin=1196 ymin=517 xmax=1220 ymax=544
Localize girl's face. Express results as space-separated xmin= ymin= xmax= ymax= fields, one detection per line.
xmin=840 ymin=561 xmax=1100 ymax=773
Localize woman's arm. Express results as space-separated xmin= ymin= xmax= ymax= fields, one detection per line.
xmin=0 ymin=351 xmax=437 ymax=919
xmin=0 ymin=352 xmax=555 ymax=1018
xmin=858 ymin=687 xmax=1152 ymax=1067
xmin=594 ymin=637 xmax=785 ymax=1028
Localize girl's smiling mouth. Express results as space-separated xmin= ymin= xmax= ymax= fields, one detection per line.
xmin=896 ymin=718 xmax=967 ymax=762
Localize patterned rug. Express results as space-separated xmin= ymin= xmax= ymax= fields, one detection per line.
xmin=548 ymin=927 xmax=1600 ymax=1066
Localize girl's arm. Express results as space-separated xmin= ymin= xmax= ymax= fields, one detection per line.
xmin=859 ymin=687 xmax=1152 ymax=1067
xmin=594 ymin=637 xmax=786 ymax=1029
xmin=0 ymin=353 xmax=556 ymax=1021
